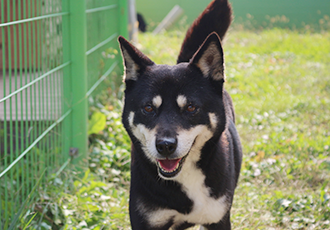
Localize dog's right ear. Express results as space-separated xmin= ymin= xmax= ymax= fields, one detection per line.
xmin=118 ymin=36 xmax=155 ymax=81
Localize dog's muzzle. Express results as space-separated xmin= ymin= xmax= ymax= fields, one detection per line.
xmin=155 ymin=138 xmax=187 ymax=178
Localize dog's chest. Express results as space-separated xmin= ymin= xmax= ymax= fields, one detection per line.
xmin=143 ymin=160 xmax=228 ymax=227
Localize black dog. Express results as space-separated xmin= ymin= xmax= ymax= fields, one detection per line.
xmin=118 ymin=0 xmax=242 ymax=229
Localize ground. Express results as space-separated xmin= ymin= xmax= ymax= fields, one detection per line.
xmin=23 ymin=28 xmax=330 ymax=230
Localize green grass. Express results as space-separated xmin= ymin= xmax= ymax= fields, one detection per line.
xmin=21 ymin=28 xmax=330 ymax=229
xmin=225 ymin=29 xmax=330 ymax=229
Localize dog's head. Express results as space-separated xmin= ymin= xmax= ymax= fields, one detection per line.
xmin=118 ymin=33 xmax=227 ymax=180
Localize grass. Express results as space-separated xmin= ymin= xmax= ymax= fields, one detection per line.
xmin=21 ymin=28 xmax=330 ymax=229
xmin=225 ymin=29 xmax=330 ymax=229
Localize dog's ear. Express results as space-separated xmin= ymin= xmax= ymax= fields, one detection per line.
xmin=177 ymin=0 xmax=232 ymax=63
xmin=189 ymin=32 xmax=225 ymax=81
xmin=118 ymin=36 xmax=154 ymax=81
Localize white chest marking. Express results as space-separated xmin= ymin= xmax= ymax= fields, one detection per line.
xmin=141 ymin=161 xmax=228 ymax=227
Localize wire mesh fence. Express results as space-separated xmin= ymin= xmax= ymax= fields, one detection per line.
xmin=0 ymin=0 xmax=128 ymax=228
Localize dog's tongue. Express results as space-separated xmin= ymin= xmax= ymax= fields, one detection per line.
xmin=158 ymin=158 xmax=181 ymax=172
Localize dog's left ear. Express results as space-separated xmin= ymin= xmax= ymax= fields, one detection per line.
xmin=189 ymin=32 xmax=225 ymax=81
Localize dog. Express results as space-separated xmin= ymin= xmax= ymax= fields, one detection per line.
xmin=118 ymin=0 xmax=242 ymax=229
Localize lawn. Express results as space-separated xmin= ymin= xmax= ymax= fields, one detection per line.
xmin=22 ymin=28 xmax=330 ymax=229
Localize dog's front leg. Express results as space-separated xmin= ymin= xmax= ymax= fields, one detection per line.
xmin=202 ymin=212 xmax=231 ymax=230
xmin=129 ymin=204 xmax=174 ymax=230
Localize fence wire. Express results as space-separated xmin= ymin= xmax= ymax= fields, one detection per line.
xmin=0 ymin=0 xmax=127 ymax=228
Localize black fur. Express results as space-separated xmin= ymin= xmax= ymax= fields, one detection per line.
xmin=118 ymin=1 xmax=242 ymax=229
xmin=177 ymin=0 xmax=232 ymax=63
xmin=137 ymin=13 xmax=147 ymax=32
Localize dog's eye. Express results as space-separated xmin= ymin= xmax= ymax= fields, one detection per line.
xmin=143 ymin=105 xmax=154 ymax=113
xmin=186 ymin=104 xmax=197 ymax=113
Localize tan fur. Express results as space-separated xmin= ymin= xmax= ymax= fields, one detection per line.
xmin=195 ymin=42 xmax=224 ymax=81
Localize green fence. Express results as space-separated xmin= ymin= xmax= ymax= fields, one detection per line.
xmin=0 ymin=0 xmax=128 ymax=228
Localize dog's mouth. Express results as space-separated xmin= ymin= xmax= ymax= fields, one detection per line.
xmin=156 ymin=155 xmax=187 ymax=178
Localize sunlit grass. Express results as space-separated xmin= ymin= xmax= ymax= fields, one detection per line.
xmin=21 ymin=28 xmax=330 ymax=229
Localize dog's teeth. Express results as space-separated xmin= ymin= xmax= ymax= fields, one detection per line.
xmin=157 ymin=158 xmax=184 ymax=175
xmin=158 ymin=161 xmax=179 ymax=173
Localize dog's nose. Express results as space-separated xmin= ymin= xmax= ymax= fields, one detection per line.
xmin=156 ymin=138 xmax=177 ymax=156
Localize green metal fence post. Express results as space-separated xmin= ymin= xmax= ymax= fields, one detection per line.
xmin=118 ymin=0 xmax=129 ymax=38
xmin=61 ymin=0 xmax=72 ymax=167
xmin=68 ymin=0 xmax=88 ymax=168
